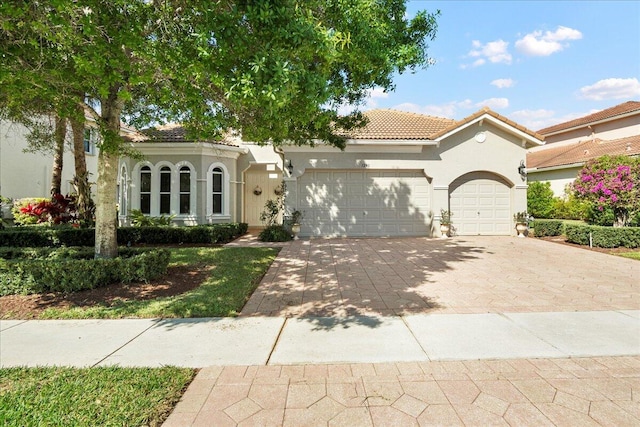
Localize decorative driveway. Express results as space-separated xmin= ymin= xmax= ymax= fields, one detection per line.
xmin=240 ymin=236 xmax=640 ymax=317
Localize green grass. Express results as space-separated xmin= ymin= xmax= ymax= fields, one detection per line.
xmin=0 ymin=366 xmax=195 ymax=427
xmin=39 ymin=246 xmax=279 ymax=319
xmin=618 ymin=252 xmax=640 ymax=261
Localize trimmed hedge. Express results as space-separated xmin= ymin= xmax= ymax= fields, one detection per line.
xmin=564 ymin=224 xmax=640 ymax=248
xmin=0 ymin=248 xmax=170 ymax=295
xmin=0 ymin=223 xmax=248 ymax=247
xmin=531 ymin=220 xmax=564 ymax=238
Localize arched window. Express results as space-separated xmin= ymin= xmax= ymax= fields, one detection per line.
xmin=179 ymin=166 xmax=191 ymax=214
xmin=140 ymin=166 xmax=151 ymax=214
xmin=159 ymin=166 xmax=171 ymax=214
xmin=212 ymin=167 xmax=223 ymax=214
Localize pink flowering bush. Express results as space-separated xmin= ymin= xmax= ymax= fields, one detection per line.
xmin=573 ymin=155 xmax=640 ymax=227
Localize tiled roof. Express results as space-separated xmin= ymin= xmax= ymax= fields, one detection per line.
xmin=537 ymin=101 xmax=640 ymax=135
xmin=126 ymin=124 xmax=240 ymax=147
xmin=527 ymin=134 xmax=640 ymax=169
xmin=344 ymin=109 xmax=456 ymax=140
xmin=429 ymin=107 xmax=545 ymax=141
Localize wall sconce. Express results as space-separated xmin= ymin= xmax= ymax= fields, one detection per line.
xmin=253 ymin=185 xmax=262 ymax=196
xmin=286 ymin=159 xmax=294 ymax=175
xmin=517 ymin=160 xmax=527 ymax=180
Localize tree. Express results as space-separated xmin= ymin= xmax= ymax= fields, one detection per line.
xmin=527 ymin=181 xmax=555 ymax=219
xmin=573 ymin=155 xmax=640 ymax=227
xmin=1 ymin=1 xmax=439 ymax=258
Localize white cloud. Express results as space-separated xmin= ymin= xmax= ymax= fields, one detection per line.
xmin=579 ymin=77 xmax=640 ymax=100
xmin=515 ymin=26 xmax=582 ymax=56
xmin=491 ymin=78 xmax=515 ymax=89
xmin=477 ymin=98 xmax=509 ymax=110
xmin=466 ymin=39 xmax=512 ymax=67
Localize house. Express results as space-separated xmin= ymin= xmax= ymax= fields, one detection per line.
xmin=527 ymin=101 xmax=640 ymax=196
xmin=281 ymin=108 xmax=543 ymax=237
xmin=4 ymin=107 xmax=543 ymax=237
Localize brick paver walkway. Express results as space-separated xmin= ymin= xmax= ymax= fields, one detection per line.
xmin=240 ymin=236 xmax=640 ymax=317
xmin=164 ymin=356 xmax=640 ymax=426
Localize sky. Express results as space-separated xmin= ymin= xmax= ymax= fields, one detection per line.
xmin=354 ymin=0 xmax=640 ymax=131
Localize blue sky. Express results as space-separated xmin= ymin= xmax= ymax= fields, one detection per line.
xmin=357 ymin=1 xmax=640 ymax=131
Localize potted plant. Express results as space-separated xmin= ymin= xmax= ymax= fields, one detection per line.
xmin=513 ymin=211 xmax=529 ymax=237
xmin=440 ymin=209 xmax=452 ymax=238
xmin=290 ymin=209 xmax=304 ymax=240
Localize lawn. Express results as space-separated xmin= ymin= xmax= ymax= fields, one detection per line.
xmin=0 ymin=366 xmax=195 ymax=427
xmin=37 ymin=246 xmax=279 ymax=319
xmin=619 ymin=252 xmax=640 ymax=261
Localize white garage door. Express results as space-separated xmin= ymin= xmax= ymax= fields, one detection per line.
xmin=298 ymin=170 xmax=431 ymax=237
xmin=449 ymin=172 xmax=512 ymax=235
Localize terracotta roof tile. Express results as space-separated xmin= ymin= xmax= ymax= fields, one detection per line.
xmin=344 ymin=109 xmax=456 ymax=140
xmin=537 ymin=100 xmax=640 ymax=135
xmin=125 ymin=124 xmax=240 ymax=146
xmin=527 ymin=134 xmax=640 ymax=169
xmin=429 ymin=107 xmax=545 ymax=141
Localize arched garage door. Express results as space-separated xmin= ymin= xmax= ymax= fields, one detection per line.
xmin=449 ymin=172 xmax=512 ymax=235
xmin=298 ymin=169 xmax=431 ymax=237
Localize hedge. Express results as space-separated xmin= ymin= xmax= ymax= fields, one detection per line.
xmin=564 ymin=224 xmax=640 ymax=248
xmin=0 ymin=223 xmax=248 ymax=248
xmin=531 ymin=220 xmax=564 ymax=238
xmin=0 ymin=248 xmax=170 ymax=295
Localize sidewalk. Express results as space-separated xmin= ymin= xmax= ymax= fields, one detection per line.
xmin=2 ymin=311 xmax=638 ymax=367
xmin=2 ymin=311 xmax=639 ymax=426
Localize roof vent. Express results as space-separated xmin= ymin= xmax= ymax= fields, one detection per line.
xmin=583 ymin=150 xmax=589 ymax=155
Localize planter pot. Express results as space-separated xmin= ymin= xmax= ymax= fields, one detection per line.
xmin=515 ymin=222 xmax=528 ymax=238
xmin=440 ymin=224 xmax=450 ymax=238
xmin=291 ymin=223 xmax=301 ymax=240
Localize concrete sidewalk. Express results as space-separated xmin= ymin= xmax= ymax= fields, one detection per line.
xmin=2 ymin=310 xmax=638 ymax=368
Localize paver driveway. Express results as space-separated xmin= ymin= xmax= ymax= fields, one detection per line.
xmin=240 ymin=236 xmax=640 ymax=317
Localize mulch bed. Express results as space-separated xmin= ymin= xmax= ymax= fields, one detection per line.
xmin=0 ymin=265 xmax=210 ymax=319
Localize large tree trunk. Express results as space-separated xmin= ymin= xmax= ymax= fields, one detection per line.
xmin=50 ymin=116 xmax=67 ymax=195
xmin=94 ymin=92 xmax=123 ymax=259
xmin=70 ymin=109 xmax=95 ymax=226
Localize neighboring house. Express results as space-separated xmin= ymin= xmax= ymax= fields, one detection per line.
xmin=4 ymin=107 xmax=543 ymax=237
xmin=0 ymin=119 xmax=100 ymax=200
xmin=282 ymin=108 xmax=543 ymax=237
xmin=527 ymin=101 xmax=640 ymax=196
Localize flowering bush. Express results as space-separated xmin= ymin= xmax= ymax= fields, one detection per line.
xmin=573 ymin=155 xmax=640 ymax=227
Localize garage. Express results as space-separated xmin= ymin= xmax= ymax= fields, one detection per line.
xmin=297 ymin=169 xmax=431 ymax=237
xmin=449 ymin=171 xmax=512 ymax=235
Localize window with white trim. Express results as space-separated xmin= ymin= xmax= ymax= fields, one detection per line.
xmin=212 ymin=167 xmax=223 ymax=215
xmin=179 ymin=166 xmax=191 ymax=214
xmin=159 ymin=166 xmax=171 ymax=214
xmin=140 ymin=166 xmax=151 ymax=214
xmin=83 ymin=128 xmax=96 ymax=155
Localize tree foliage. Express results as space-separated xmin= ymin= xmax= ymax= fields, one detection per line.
xmin=573 ymin=155 xmax=640 ymax=227
xmin=526 ymin=181 xmax=555 ymax=219
xmin=1 ymin=1 xmax=439 ymax=257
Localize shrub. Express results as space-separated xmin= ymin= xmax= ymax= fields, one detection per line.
xmin=531 ymin=220 xmax=564 ymax=237
xmin=586 ymin=205 xmax=615 ymax=226
xmin=259 ymin=225 xmax=292 ymax=242
xmin=0 ymin=223 xmax=248 ymax=247
xmin=11 ymin=198 xmax=48 ymax=225
xmin=527 ymin=181 xmax=555 ymax=219
xmin=0 ymin=248 xmax=170 ymax=295
xmin=129 ymin=209 xmax=175 ymax=226
xmin=564 ymin=224 xmax=640 ymax=248
xmin=551 ymin=193 xmax=591 ymax=220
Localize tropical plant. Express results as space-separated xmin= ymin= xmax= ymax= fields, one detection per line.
xmin=290 ymin=209 xmax=304 ymax=225
xmin=513 ymin=211 xmax=530 ymax=224
xmin=129 ymin=209 xmax=175 ymax=227
xmin=440 ymin=209 xmax=452 ymax=225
